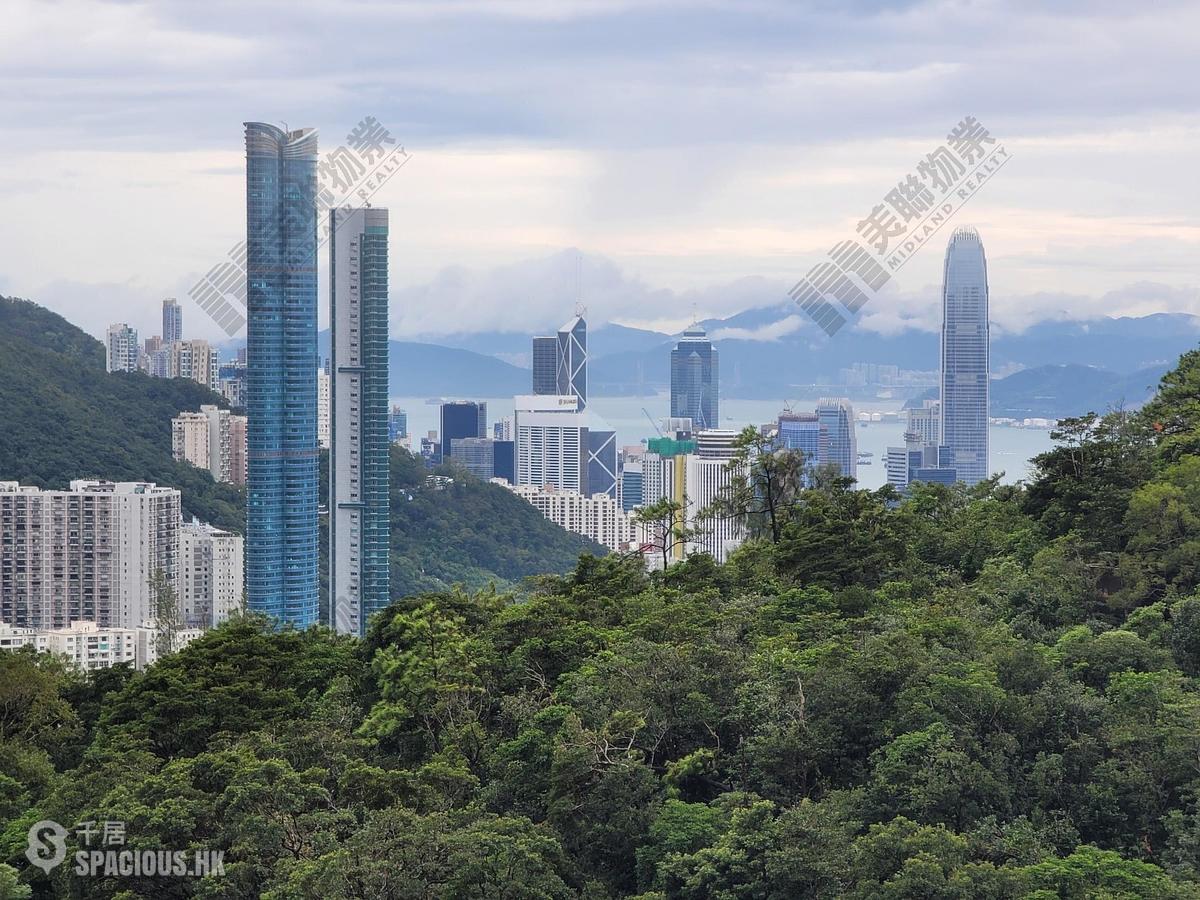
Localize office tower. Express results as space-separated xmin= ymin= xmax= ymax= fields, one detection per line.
xmin=493 ymin=417 xmax=513 ymax=442
xmin=244 ymin=121 xmax=320 ymax=626
xmin=493 ymin=440 xmax=515 ymax=483
xmin=621 ymin=461 xmax=643 ymax=512
xmin=329 ymin=206 xmax=391 ymax=637
xmin=556 ymin=314 xmax=588 ymax=407
xmin=389 ymin=406 xmax=409 ymax=443
xmin=886 ymin=439 xmax=955 ymax=492
xmin=439 ymin=400 xmax=487 ymax=463
xmin=451 ymin=437 xmax=496 ymax=479
xmin=180 ymin=519 xmax=244 ymax=628
xmin=687 ymin=430 xmax=745 ymax=563
xmin=587 ymin=429 xmax=618 ymax=498
xmin=105 ymin=324 xmax=139 ymax=373
xmin=531 ymin=336 xmax=559 ymax=394
xmin=816 ymin=398 xmax=857 ymax=480
xmin=670 ymin=324 xmax=719 ymax=429
xmin=777 ymin=412 xmax=827 ymax=466
xmin=510 ymin=484 xmax=635 ymax=551
xmin=906 ymin=399 xmax=940 ymax=445
xmin=940 ymin=227 xmax=990 ymax=485
xmin=0 ymin=480 xmax=180 ymax=630
xmin=162 ymin=298 xmax=183 ymax=343
xmin=514 ymin=394 xmax=587 ymax=492
xmin=317 ymin=369 xmax=331 ymax=450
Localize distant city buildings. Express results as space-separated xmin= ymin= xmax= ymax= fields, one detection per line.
xmin=317 ymin=368 xmax=331 ymax=450
xmin=940 ymin=227 xmax=990 ymax=485
xmin=162 ymin=297 xmax=183 ymax=344
xmin=451 ymin=437 xmax=497 ymax=479
xmin=389 ymin=405 xmax=409 ymax=443
xmin=440 ymin=400 xmax=488 ymax=464
xmin=509 ymin=484 xmax=634 ymax=551
xmin=816 ymin=398 xmax=857 ymax=481
xmin=105 ymin=323 xmax=139 ymax=373
xmin=684 ymin=430 xmax=746 ymax=563
xmin=0 ymin=620 xmax=203 ymax=671
xmin=180 ymin=519 xmax=244 ymax=628
xmin=670 ymin=323 xmax=719 ymax=430
xmin=0 ymin=480 xmax=181 ymax=630
xmin=531 ymin=335 xmax=559 ymax=395
xmin=244 ymin=121 xmax=320 ymax=626
xmin=329 ymin=206 xmax=392 ymax=637
xmin=172 ymin=405 xmax=247 ymax=485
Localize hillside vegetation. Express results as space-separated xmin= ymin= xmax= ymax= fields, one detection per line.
xmin=0 ymin=296 xmax=244 ymax=531
xmin=5 ymin=348 xmax=1200 ymax=896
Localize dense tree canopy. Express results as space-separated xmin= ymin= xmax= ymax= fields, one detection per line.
xmin=6 ymin=312 xmax=1200 ymax=896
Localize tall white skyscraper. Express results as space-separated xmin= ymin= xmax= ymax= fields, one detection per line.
xmin=105 ymin=323 xmax=139 ymax=373
xmin=939 ymin=227 xmax=990 ymax=485
xmin=329 ymin=207 xmax=391 ymax=637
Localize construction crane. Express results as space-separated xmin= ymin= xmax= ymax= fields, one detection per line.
xmin=642 ymin=408 xmax=663 ymax=438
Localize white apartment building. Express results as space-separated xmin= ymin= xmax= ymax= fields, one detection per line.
xmin=0 ymin=481 xmax=181 ymax=630
xmin=509 ymin=484 xmax=635 ymax=551
xmin=0 ymin=620 xmax=201 ymax=671
xmin=317 ymin=368 xmax=331 ymax=450
xmin=105 ymin=323 xmax=139 ymax=373
xmin=179 ymin=519 xmax=244 ymax=628
xmin=685 ymin=430 xmax=746 ymax=563
xmin=172 ymin=405 xmax=247 ymax=485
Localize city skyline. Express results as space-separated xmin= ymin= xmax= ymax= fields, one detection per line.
xmin=3 ymin=3 xmax=1199 ymax=344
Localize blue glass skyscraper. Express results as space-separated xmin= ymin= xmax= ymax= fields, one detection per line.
xmin=940 ymin=227 xmax=990 ymax=485
xmin=670 ymin=324 xmax=719 ymax=430
xmin=245 ymin=122 xmax=320 ymax=626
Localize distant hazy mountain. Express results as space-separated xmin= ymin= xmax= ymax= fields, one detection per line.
xmin=990 ymin=363 xmax=1167 ymax=419
xmin=317 ymin=332 xmax=532 ymax=397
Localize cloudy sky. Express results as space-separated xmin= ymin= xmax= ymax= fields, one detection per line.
xmin=1 ymin=0 xmax=1197 ymax=343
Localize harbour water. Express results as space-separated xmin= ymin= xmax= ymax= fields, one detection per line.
xmin=392 ymin=393 xmax=1058 ymax=491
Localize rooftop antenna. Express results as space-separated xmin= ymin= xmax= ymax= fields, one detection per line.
xmin=574 ymin=251 xmax=586 ymax=319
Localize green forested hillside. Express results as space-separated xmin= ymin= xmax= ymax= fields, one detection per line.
xmin=0 ymin=296 xmax=599 ymax=604
xmin=6 ymin=350 xmax=1200 ymax=896
xmin=0 ymin=296 xmax=244 ymax=531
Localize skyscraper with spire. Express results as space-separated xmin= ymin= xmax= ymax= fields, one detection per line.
xmin=670 ymin=323 xmax=719 ymax=430
xmin=939 ymin=227 xmax=990 ymax=485
xmin=244 ymin=122 xmax=320 ymax=626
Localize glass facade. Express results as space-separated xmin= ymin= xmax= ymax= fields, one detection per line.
xmin=670 ymin=324 xmax=719 ymax=430
xmin=939 ymin=227 xmax=990 ymax=486
xmin=245 ymin=122 xmax=320 ymax=626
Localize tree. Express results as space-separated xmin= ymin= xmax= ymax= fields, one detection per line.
xmin=704 ymin=426 xmax=806 ymax=543
xmin=149 ymin=567 xmax=183 ymax=662
xmin=632 ymin=497 xmax=696 ymax=570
